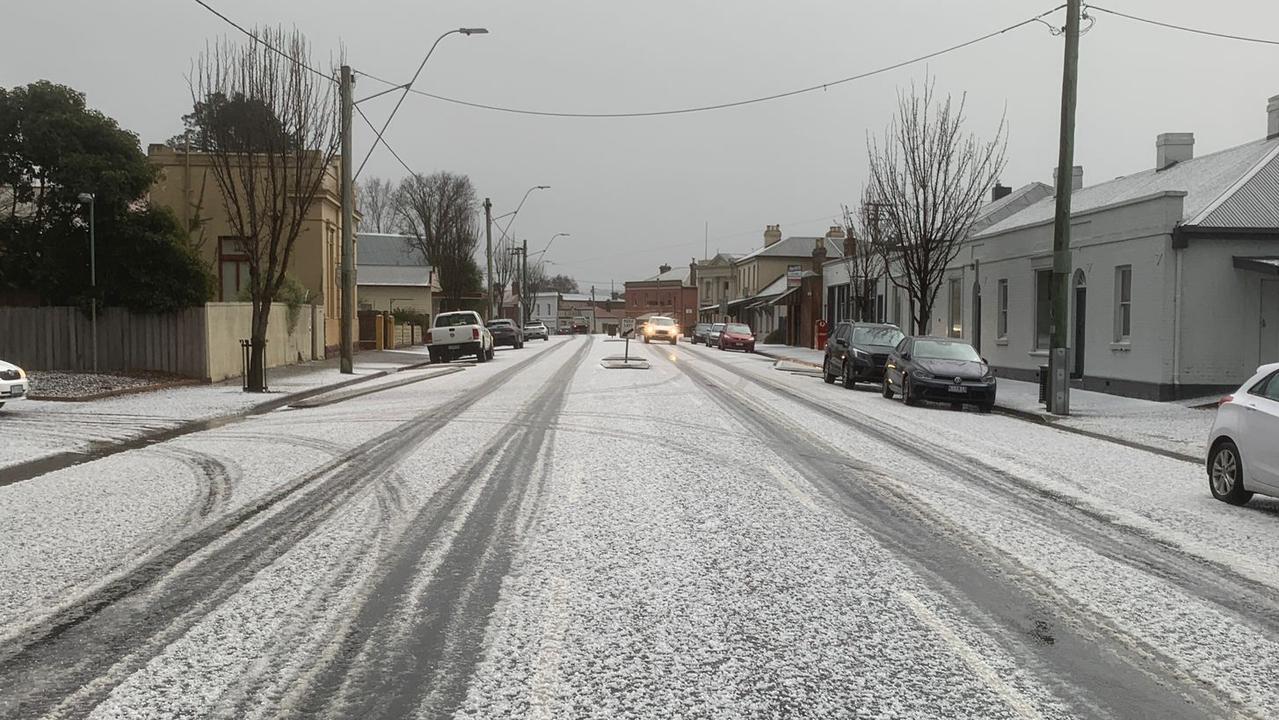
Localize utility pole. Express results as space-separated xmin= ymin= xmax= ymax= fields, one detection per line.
xmin=484 ymin=198 xmax=493 ymax=320
xmin=1049 ymin=0 xmax=1081 ymax=415
xmin=339 ymin=65 xmax=355 ymax=374
xmin=521 ymin=238 xmax=529 ymax=324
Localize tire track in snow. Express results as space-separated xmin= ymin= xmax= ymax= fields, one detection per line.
xmin=0 ymin=341 xmax=573 ymax=720
xmin=657 ymin=344 xmax=1237 ymax=720
xmin=291 ymin=337 xmax=591 ymax=720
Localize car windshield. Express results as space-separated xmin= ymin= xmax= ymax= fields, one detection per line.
xmin=726 ymin=324 xmax=752 ymax=334
xmin=486 ymin=321 xmax=513 ymax=328
xmin=649 ymin=317 xmax=674 ymax=327
xmin=435 ymin=313 xmax=478 ymax=327
xmin=711 ymin=323 xmax=726 ymax=331
xmin=853 ymin=326 xmax=904 ymax=347
xmin=913 ymin=339 xmax=981 ymax=362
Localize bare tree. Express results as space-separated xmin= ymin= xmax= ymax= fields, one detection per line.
xmin=867 ymin=76 xmax=1006 ymax=335
xmin=492 ymin=235 xmax=519 ymax=308
xmin=192 ymin=27 xmax=340 ymax=391
xmin=395 ymin=171 xmax=482 ymax=307
xmin=839 ymin=192 xmax=889 ymax=322
xmin=357 ymin=176 xmax=397 ymax=233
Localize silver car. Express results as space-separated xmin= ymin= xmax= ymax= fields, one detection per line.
xmin=1207 ymin=361 xmax=1279 ymax=505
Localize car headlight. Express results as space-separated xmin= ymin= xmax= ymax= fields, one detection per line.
xmin=982 ymin=374 xmax=995 ymax=383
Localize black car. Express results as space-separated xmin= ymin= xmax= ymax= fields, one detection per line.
xmin=691 ymin=323 xmax=713 ymax=345
xmin=485 ymin=319 xmax=525 ymax=349
xmin=823 ymin=322 xmax=905 ymax=389
xmin=882 ymin=336 xmax=996 ymax=412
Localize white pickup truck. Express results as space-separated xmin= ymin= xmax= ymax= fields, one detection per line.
xmin=427 ymin=311 xmax=495 ymax=364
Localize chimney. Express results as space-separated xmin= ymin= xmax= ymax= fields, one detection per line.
xmin=991 ymin=183 xmax=1012 ymax=202
xmin=823 ymin=225 xmax=846 ymax=258
xmin=812 ymin=237 xmax=828 ymax=272
xmin=658 ymin=263 xmax=671 ymax=274
xmin=1156 ymin=133 xmax=1194 ymax=171
xmin=1268 ymin=94 xmax=1279 ymax=139
xmin=689 ymin=258 xmax=698 ymax=286
xmin=764 ymin=224 xmax=782 ymax=247
xmin=1053 ymin=166 xmax=1084 ymax=192
xmin=843 ymin=231 xmax=856 ymax=259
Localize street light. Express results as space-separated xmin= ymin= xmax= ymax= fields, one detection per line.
xmin=76 ymin=193 xmax=98 ymax=373
xmin=493 ymin=185 xmax=550 ymax=319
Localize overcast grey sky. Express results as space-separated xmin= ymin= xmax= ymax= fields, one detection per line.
xmin=5 ymin=1 xmax=1278 ymax=290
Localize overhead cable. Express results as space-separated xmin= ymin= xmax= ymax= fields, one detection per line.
xmin=1086 ymin=5 xmax=1279 ymax=47
xmin=353 ymin=4 xmax=1067 ymax=118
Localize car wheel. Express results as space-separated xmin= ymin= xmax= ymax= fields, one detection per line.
xmin=476 ymin=348 xmax=488 ymax=363
xmin=841 ymin=361 xmax=855 ymax=390
xmin=670 ymin=338 xmax=677 ymax=345
xmin=903 ymin=377 xmax=920 ymax=406
xmin=823 ymin=355 xmax=836 ymax=384
xmin=978 ymin=402 xmax=994 ymax=414
xmin=644 ymin=337 xmax=650 ymax=344
xmin=0 ymin=402 xmax=5 ymax=410
xmin=1209 ymin=440 xmax=1254 ymax=506
xmin=950 ymin=402 xmax=963 ymax=411
xmin=881 ymin=377 xmax=894 ymax=399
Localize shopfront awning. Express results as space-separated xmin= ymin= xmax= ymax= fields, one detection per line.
xmin=1233 ymin=256 xmax=1279 ymax=276
xmin=769 ymin=287 xmax=800 ymax=306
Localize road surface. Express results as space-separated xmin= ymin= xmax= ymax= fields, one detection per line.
xmin=2 ymin=336 xmax=1277 ymax=719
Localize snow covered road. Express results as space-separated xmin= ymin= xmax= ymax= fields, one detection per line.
xmin=1 ymin=336 xmax=1276 ymax=719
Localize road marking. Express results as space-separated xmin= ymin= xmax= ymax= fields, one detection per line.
xmin=766 ymin=464 xmax=823 ymax=514
xmin=528 ymin=576 xmax=572 ymax=720
xmin=897 ymin=590 xmax=1046 ymax=720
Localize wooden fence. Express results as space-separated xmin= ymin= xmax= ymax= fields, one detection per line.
xmin=0 ymin=306 xmax=207 ymax=376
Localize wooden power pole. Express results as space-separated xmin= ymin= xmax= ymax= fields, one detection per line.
xmin=339 ymin=65 xmax=355 ymax=374
xmin=1049 ymin=0 xmax=1081 ymax=415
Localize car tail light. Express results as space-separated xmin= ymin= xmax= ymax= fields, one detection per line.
xmin=1218 ymin=394 xmax=1234 ymax=408
xmin=472 ymin=328 xmax=480 ymax=340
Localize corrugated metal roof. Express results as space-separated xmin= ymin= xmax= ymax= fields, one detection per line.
xmin=978 ymin=136 xmax=1279 ymax=237
xmin=356 ymin=233 xmax=429 ymax=267
xmin=735 ymin=236 xmax=844 ymax=263
xmin=1198 ymin=150 xmax=1279 ymax=227
xmin=357 ymin=265 xmax=431 ymax=287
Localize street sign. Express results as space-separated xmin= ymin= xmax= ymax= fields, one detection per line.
xmin=787 ymin=264 xmax=803 ymax=287
xmin=621 ymin=317 xmax=636 ymax=337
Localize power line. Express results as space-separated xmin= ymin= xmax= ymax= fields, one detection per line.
xmin=354 ymin=104 xmax=417 ymax=178
xmin=354 ymin=4 xmax=1066 ymax=119
xmin=189 ymin=0 xmax=336 ymax=82
xmin=1086 ymin=5 xmax=1279 ymax=46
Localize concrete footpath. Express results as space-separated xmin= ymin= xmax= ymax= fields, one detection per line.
xmin=753 ymin=344 xmax=1212 ymax=463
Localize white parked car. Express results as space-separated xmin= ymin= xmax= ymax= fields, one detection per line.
xmin=0 ymin=360 xmax=31 ymax=409
xmin=1207 ymin=362 xmax=1279 ymax=505
xmin=426 ymin=311 xmax=494 ymax=364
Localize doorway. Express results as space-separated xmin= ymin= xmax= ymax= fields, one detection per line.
xmin=1072 ymin=270 xmax=1087 ymax=379
xmin=1262 ymin=280 xmax=1279 ymax=365
xmin=971 ymin=280 xmax=982 ymax=354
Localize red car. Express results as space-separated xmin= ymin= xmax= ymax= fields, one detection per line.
xmin=718 ymin=323 xmax=756 ymax=352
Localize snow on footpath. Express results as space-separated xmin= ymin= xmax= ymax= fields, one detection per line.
xmin=0 ymin=347 xmax=434 ymax=471
xmin=753 ymin=343 xmax=1215 ymax=460
xmin=455 ymin=338 xmax=1074 ymax=719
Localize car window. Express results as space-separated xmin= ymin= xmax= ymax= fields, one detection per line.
xmin=649 ymin=317 xmax=675 ymax=327
xmin=711 ymin=323 xmax=725 ymax=331
xmin=435 ymin=313 xmax=478 ymax=327
xmin=1249 ymin=371 xmax=1279 ymax=401
xmin=913 ymin=339 xmax=981 ymax=362
xmin=853 ymin=326 xmax=905 ymax=347
xmin=726 ymin=324 xmax=751 ymax=334
xmin=897 ymin=338 xmax=911 ymax=354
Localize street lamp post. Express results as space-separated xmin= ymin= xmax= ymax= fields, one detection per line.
xmin=493 ymin=185 xmax=550 ymax=318
xmin=77 ymin=193 xmax=97 ymax=373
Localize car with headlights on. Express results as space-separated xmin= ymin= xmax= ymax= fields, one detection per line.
xmin=643 ymin=316 xmax=679 ymax=344
xmin=882 ymin=336 xmax=995 ymax=412
xmin=1205 ymin=362 xmax=1279 ymax=506
xmin=0 ymin=360 xmax=31 ymax=409
xmin=486 ymin=319 xmax=524 ymax=349
xmin=823 ymin=322 xmax=904 ymax=389
xmin=717 ymin=323 xmax=755 ymax=352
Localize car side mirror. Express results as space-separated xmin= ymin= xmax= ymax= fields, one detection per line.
xmin=901 ymin=351 xmax=911 ymax=361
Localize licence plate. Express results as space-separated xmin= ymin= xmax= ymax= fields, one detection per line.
xmin=9 ymin=386 xmax=24 ymax=397
xmin=448 ymin=345 xmax=460 ymax=350
xmin=947 ymin=385 xmax=967 ymax=394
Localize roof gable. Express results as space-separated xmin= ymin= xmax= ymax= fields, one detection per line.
xmin=736 ymin=236 xmax=844 ymax=263
xmin=1193 ymin=147 xmax=1279 ymax=227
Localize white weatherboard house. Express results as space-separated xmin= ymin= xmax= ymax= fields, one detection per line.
xmin=928 ymin=95 xmax=1279 ymax=400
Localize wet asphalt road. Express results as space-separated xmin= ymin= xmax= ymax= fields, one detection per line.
xmin=1 ymin=335 xmax=1277 ymax=719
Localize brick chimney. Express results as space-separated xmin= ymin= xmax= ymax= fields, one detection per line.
xmin=658 ymin=263 xmax=671 ymax=274
xmin=689 ymin=258 xmax=698 ymax=286
xmin=1156 ymin=133 xmax=1194 ymax=171
xmin=991 ymin=183 xmax=1012 ymax=202
xmin=823 ymin=225 xmax=846 ymax=258
xmin=812 ymin=237 xmax=828 ymax=272
xmin=1052 ymin=166 xmax=1084 ymax=192
xmin=843 ymin=230 xmax=856 ymax=258
xmin=1268 ymin=94 xmax=1279 ymax=139
xmin=764 ymin=224 xmax=782 ymax=247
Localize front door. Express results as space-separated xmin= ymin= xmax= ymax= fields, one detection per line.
xmin=1073 ymin=284 xmax=1087 ymax=379
xmin=971 ymin=281 xmax=982 ymax=354
xmin=1261 ymin=280 xmax=1279 ymax=365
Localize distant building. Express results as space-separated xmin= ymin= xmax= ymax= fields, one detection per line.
xmin=624 ymin=266 xmax=698 ymax=331
xmin=355 ymin=233 xmax=439 ymax=320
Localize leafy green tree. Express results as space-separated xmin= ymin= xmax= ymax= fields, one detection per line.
xmin=0 ymin=81 xmax=213 ymax=310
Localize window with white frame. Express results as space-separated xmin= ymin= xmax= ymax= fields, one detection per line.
xmin=1114 ymin=265 xmax=1132 ymax=342
xmin=947 ymin=278 xmax=962 ymax=337
xmin=1034 ymin=269 xmax=1052 ymax=350
xmin=996 ymin=279 xmax=1008 ymax=340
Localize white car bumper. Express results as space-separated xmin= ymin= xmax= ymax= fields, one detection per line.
xmin=1 ymin=377 xmax=30 ymax=401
